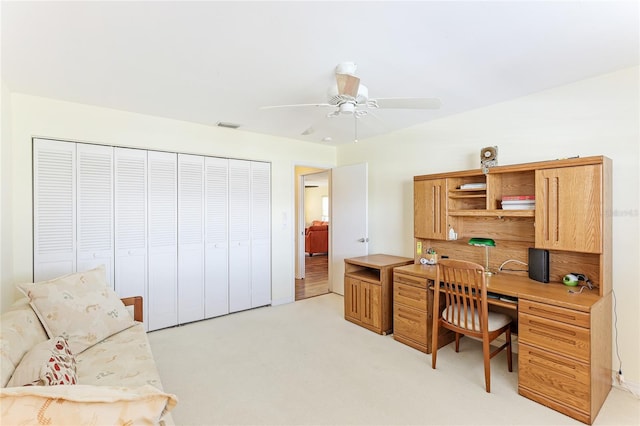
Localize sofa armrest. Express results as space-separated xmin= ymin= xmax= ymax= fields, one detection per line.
xmin=121 ymin=296 xmax=143 ymax=322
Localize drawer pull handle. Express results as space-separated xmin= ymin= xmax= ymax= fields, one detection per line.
xmin=529 ymin=320 xmax=577 ymax=337
xmin=528 ymin=328 xmax=578 ymax=346
xmin=398 ymin=291 xmax=420 ymax=299
xmin=398 ymin=313 xmax=419 ymax=321
xmin=397 ymin=279 xmax=423 ymax=286
xmin=528 ymin=350 xmax=576 ymax=370
xmin=528 ymin=306 xmax=577 ymax=322
xmin=528 ymin=355 xmax=578 ymax=380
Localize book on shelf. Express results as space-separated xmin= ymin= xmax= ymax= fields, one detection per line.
xmin=501 ymin=200 xmax=535 ymax=205
xmin=460 ymin=183 xmax=487 ymax=190
xmin=502 ymin=204 xmax=536 ymax=210
xmin=502 ymin=195 xmax=535 ymax=201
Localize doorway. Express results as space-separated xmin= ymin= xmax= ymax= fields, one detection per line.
xmin=295 ymin=169 xmax=330 ymax=300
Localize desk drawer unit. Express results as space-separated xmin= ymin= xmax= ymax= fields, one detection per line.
xmin=395 ymin=282 xmax=428 ymax=310
xmin=393 ymin=272 xmax=429 ymax=353
xmin=394 ymin=304 xmax=427 ymax=348
xmin=519 ymin=312 xmax=590 ymax=362
xmin=519 ymin=343 xmax=590 ymax=415
xmin=518 ymin=299 xmax=593 ymax=424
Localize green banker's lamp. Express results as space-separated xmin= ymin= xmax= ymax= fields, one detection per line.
xmin=469 ymin=238 xmax=496 ymax=276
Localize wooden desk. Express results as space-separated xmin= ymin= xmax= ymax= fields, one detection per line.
xmin=394 ymin=263 xmax=601 ymax=311
xmin=392 ymin=263 xmax=610 ymax=424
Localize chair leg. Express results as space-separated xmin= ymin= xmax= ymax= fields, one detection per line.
xmin=455 ymin=333 xmax=460 ymax=352
xmin=506 ymin=328 xmax=513 ymax=372
xmin=482 ymin=337 xmax=491 ymax=393
xmin=431 ymin=321 xmax=439 ymax=369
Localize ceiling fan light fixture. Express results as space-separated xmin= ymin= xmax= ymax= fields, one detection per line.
xmin=327 ymin=83 xmax=368 ymax=106
xmin=339 ymin=103 xmax=355 ymax=114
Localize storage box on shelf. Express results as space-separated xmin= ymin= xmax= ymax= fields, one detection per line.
xmin=411 ymin=156 xmax=611 ymax=425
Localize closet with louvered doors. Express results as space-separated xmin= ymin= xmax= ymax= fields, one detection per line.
xmin=33 ymin=138 xmax=272 ymax=332
xmin=114 ymin=147 xmax=149 ymax=327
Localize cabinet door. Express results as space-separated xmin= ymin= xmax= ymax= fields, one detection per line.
xmin=344 ymin=277 xmax=361 ymax=320
xmin=414 ymin=179 xmax=447 ymax=239
xmin=250 ymin=162 xmax=271 ymax=308
xmin=76 ymin=144 xmax=114 ymax=287
xmin=147 ymin=151 xmax=178 ymax=331
xmin=114 ymin=148 xmax=148 ymax=326
xmin=178 ymin=154 xmax=205 ymax=324
xmin=360 ymin=282 xmax=381 ymax=329
xmin=535 ymin=165 xmax=601 ymax=253
xmin=33 ymin=139 xmax=77 ymax=281
xmin=228 ymin=159 xmax=251 ymax=313
xmin=204 ymin=157 xmax=229 ymax=318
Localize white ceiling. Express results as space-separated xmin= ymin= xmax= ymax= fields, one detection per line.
xmin=2 ymin=1 xmax=638 ymax=145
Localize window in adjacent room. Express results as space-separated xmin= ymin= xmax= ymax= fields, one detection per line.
xmin=321 ymin=196 xmax=329 ymax=222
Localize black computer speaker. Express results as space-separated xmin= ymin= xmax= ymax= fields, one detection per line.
xmin=528 ymin=248 xmax=549 ymax=283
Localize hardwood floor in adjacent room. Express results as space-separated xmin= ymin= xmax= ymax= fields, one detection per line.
xmin=295 ymin=254 xmax=329 ymax=301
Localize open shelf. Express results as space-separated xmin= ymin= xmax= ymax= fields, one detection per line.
xmin=449 ymin=209 xmax=535 ymax=217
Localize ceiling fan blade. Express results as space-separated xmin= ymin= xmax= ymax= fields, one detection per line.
xmin=335 ymin=73 xmax=360 ymax=98
xmin=372 ymin=97 xmax=442 ymax=109
xmin=259 ymin=103 xmax=332 ymax=110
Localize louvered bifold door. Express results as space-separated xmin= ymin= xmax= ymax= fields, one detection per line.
xmin=178 ymin=154 xmax=205 ymax=324
xmin=114 ymin=148 xmax=148 ymax=327
xmin=76 ymin=144 xmax=115 ymax=286
xmin=147 ymin=151 xmax=178 ymax=331
xmin=33 ymin=139 xmax=77 ymax=282
xmin=228 ymin=159 xmax=251 ymax=313
xmin=250 ymin=162 xmax=271 ymax=308
xmin=204 ymin=157 xmax=229 ymax=318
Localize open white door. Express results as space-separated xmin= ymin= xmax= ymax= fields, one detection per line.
xmin=330 ymin=163 xmax=368 ymax=295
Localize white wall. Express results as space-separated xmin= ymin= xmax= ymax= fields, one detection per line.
xmin=1 ymin=79 xmax=14 ymax=312
xmin=304 ymin=186 xmax=328 ymax=226
xmin=4 ymin=94 xmax=335 ymax=311
xmin=337 ymin=66 xmax=640 ymax=384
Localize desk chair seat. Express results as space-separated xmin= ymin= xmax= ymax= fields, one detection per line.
xmin=441 ymin=306 xmax=511 ymax=332
xmin=431 ymin=259 xmax=513 ymax=393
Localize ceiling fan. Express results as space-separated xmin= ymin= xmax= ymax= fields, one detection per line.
xmin=261 ymin=62 xmax=442 ymax=141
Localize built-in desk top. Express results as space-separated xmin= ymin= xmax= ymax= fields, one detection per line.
xmin=393 ymin=264 xmax=602 ymax=312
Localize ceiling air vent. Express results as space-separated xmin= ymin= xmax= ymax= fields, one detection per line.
xmin=216 ymin=121 xmax=241 ymax=129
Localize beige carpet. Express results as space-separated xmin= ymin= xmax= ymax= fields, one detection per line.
xmin=148 ymin=293 xmax=639 ymax=425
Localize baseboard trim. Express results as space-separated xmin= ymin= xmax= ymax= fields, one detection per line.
xmin=271 ymin=296 xmax=294 ymax=306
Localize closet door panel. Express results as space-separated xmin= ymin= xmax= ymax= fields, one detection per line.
xmin=204 ymin=157 xmax=229 ymax=318
xmin=114 ymin=148 xmax=148 ymax=325
xmin=251 ymin=162 xmax=271 ymax=307
xmin=76 ymin=144 xmax=114 ymax=286
xmin=178 ymin=154 xmax=205 ymax=324
xmin=33 ymin=139 xmax=77 ymax=282
xmin=228 ymin=159 xmax=251 ymax=313
xmin=148 ymin=151 xmax=178 ymax=331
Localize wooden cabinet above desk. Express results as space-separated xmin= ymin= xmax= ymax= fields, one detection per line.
xmin=413 ymin=156 xmax=611 ymax=294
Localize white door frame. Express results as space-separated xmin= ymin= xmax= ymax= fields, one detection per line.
xmin=293 ymin=163 xmax=332 ymax=286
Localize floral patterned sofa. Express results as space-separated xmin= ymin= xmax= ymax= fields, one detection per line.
xmin=0 ymin=266 xmax=176 ymax=425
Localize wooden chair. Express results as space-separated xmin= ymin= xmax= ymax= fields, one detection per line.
xmin=431 ymin=259 xmax=513 ymax=392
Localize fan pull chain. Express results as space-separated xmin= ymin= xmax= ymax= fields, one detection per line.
xmin=354 ymin=115 xmax=358 ymax=143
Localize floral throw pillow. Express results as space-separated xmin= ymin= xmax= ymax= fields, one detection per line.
xmin=17 ymin=265 xmax=136 ymax=354
xmin=7 ymin=336 xmax=77 ymax=387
